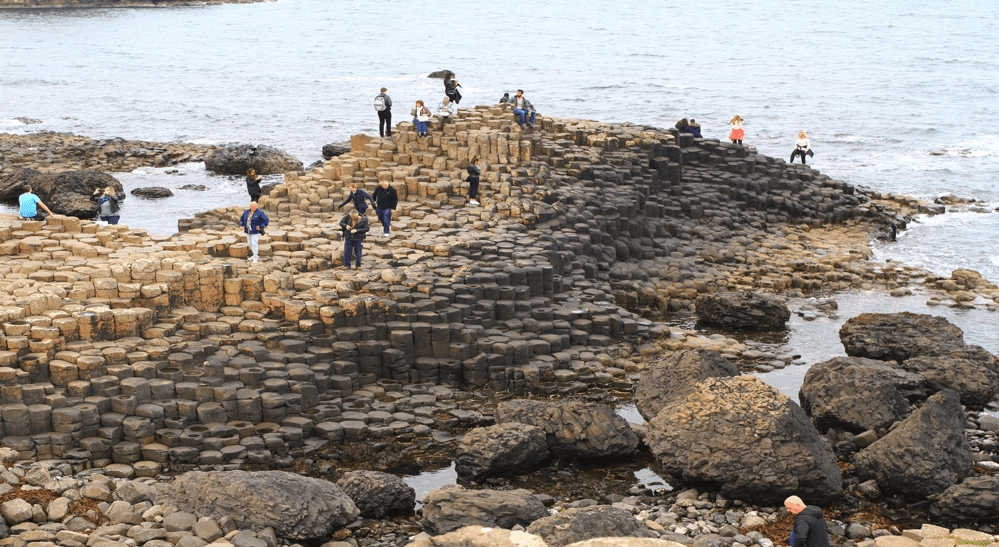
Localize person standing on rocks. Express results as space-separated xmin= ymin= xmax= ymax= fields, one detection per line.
xmin=246 ymin=168 xmax=262 ymax=202
xmin=90 ymin=186 xmax=121 ymax=225
xmin=339 ymin=209 xmax=369 ymax=269
xmin=507 ymin=89 xmax=537 ymax=129
xmin=375 ymin=87 xmax=393 ymax=137
xmin=443 ymin=71 xmax=462 ymax=104
xmin=18 ymin=186 xmax=52 ymax=221
xmin=238 ymin=201 xmax=269 ymax=263
xmin=790 ymin=131 xmax=813 ymax=164
xmin=372 ymin=180 xmax=398 ymax=237
xmin=338 ymin=184 xmax=376 ymax=214
xmin=729 ymin=115 xmax=744 ymax=144
xmin=785 ymin=496 xmax=830 ymax=547
xmin=412 ymin=100 xmax=432 ymax=137
xmin=465 ymin=155 xmax=481 ymax=206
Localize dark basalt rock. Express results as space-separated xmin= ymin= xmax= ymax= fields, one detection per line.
xmin=839 ymin=312 xmax=965 ymax=363
xmin=695 ymin=291 xmax=790 ymax=330
xmin=0 ymin=167 xmax=123 ymax=218
xmin=131 ymin=187 xmax=174 ymax=199
xmin=204 ymin=144 xmax=303 ymax=176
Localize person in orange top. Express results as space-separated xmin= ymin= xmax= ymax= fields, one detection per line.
xmin=729 ymin=115 xmax=744 ymax=144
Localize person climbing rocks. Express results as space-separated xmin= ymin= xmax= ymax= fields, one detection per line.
xmin=784 ymin=496 xmax=830 ymax=547
xmin=375 ymin=87 xmax=393 ymax=137
xmin=90 ymin=186 xmax=121 ymax=225
xmin=246 ymin=167 xmax=262 ymax=202
xmin=18 ymin=186 xmax=52 ymax=221
xmin=372 ymin=180 xmax=399 ymax=237
xmin=507 ymin=89 xmax=537 ymax=129
xmin=339 ymin=209 xmax=369 ymax=269
xmin=238 ymin=200 xmax=269 ymax=263
xmin=338 ymin=184 xmax=376 ymax=214
xmin=729 ymin=115 xmax=744 ymax=145
xmin=790 ymin=131 xmax=814 ymax=164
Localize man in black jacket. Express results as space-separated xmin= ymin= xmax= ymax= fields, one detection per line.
xmin=339 ymin=209 xmax=369 ymax=269
xmin=371 ymin=180 xmax=398 ymax=237
xmin=785 ymin=496 xmax=830 ymax=547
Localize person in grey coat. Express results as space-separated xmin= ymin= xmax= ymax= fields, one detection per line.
xmin=506 ymin=89 xmax=536 ymax=128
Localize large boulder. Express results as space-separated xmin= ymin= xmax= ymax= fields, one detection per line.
xmin=131 ymin=186 xmax=174 ymax=199
xmin=839 ymin=313 xmax=965 ymax=363
xmin=929 ymin=475 xmax=999 ymax=524
xmin=852 ymin=390 xmax=973 ymax=498
xmin=0 ymin=167 xmax=122 ymax=218
xmin=495 ymin=400 xmax=639 ymax=460
xmin=635 ymin=349 xmax=740 ymax=422
xmin=204 ymin=144 xmax=303 ymax=176
xmin=336 ymin=470 xmax=415 ymax=519
xmin=454 ymin=422 xmax=550 ymax=481
xmin=646 ymin=375 xmax=842 ymax=505
xmin=526 ymin=505 xmax=658 ymax=547
xmin=900 ymin=345 xmax=999 ymax=407
xmin=695 ymin=292 xmax=790 ymax=330
xmin=321 ymin=142 xmax=351 ymax=160
xmin=156 ymin=470 xmax=358 ymax=539
xmin=407 ymin=526 xmax=547 ymax=547
xmin=798 ymin=357 xmax=915 ymax=433
xmin=420 ymin=484 xmax=547 ymax=535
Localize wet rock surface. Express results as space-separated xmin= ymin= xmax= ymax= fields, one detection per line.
xmin=695 ymin=292 xmax=791 ymax=330
xmin=0 ymin=132 xmax=216 ymax=173
xmin=204 ymin=144 xmax=303 ymax=176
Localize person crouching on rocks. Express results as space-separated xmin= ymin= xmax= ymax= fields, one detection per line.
xmin=246 ymin=167 xmax=262 ymax=202
xmin=238 ymin=201 xmax=269 ymax=264
xmin=91 ymin=186 xmax=121 ymax=225
xmin=412 ymin=100 xmax=432 ymax=137
xmin=790 ymin=131 xmax=813 ymax=164
xmin=18 ymin=186 xmax=52 ymax=222
xmin=784 ymin=496 xmax=830 ymax=547
xmin=338 ymin=184 xmax=376 ymax=214
xmin=339 ymin=209 xmax=369 ymax=269
xmin=729 ymin=115 xmax=744 ymax=144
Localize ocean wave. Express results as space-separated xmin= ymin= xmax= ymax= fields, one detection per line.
xmin=927 ymin=134 xmax=999 ymax=158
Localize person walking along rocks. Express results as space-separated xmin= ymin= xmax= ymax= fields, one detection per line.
xmin=246 ymin=168 xmax=262 ymax=202
xmin=375 ymin=87 xmax=393 ymax=137
xmin=790 ymin=131 xmax=813 ymax=164
xmin=338 ymin=184 xmax=376 ymax=214
xmin=412 ymin=100 xmax=432 ymax=137
xmin=729 ymin=115 xmax=744 ymax=144
xmin=785 ymin=496 xmax=830 ymax=547
xmin=18 ymin=186 xmax=52 ymax=221
xmin=339 ymin=209 xmax=369 ymax=269
xmin=372 ymin=180 xmax=398 ymax=237
xmin=238 ymin=200 xmax=269 ymax=263
xmin=90 ymin=186 xmax=122 ymax=225
xmin=466 ymin=155 xmax=481 ymax=206
xmin=507 ymin=89 xmax=537 ymax=129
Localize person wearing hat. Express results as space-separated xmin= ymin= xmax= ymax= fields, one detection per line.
xmin=339 ymin=209 xmax=369 ymax=269
xmin=784 ymin=496 xmax=830 ymax=547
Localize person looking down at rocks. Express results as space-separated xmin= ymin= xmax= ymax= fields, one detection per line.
xmin=18 ymin=186 xmax=52 ymax=221
xmin=784 ymin=496 xmax=830 ymax=547
xmin=338 ymin=184 xmax=376 ymax=214
xmin=507 ymin=89 xmax=537 ymax=129
xmin=371 ymin=180 xmax=398 ymax=237
xmin=339 ymin=209 xmax=369 ymax=269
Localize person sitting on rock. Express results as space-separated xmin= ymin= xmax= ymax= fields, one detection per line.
xmin=412 ymin=100 xmax=432 ymax=137
xmin=687 ymin=119 xmax=702 ymax=138
xmin=339 ymin=209 xmax=369 ymax=270
xmin=18 ymin=186 xmax=52 ymax=221
xmin=238 ymin=201 xmax=269 ymax=264
xmin=246 ymin=167 xmax=262 ymax=202
xmin=337 ymin=184 xmax=376 ymax=214
xmin=790 ymin=131 xmax=812 ymax=164
xmin=498 ymin=92 xmax=510 ymax=104
xmin=675 ymin=118 xmax=689 ymax=133
xmin=90 ymin=186 xmax=121 ymax=225
xmin=437 ymin=96 xmax=455 ymax=129
xmin=371 ymin=180 xmax=399 ymax=237
xmin=785 ymin=496 xmax=830 ymax=547
xmin=507 ymin=89 xmax=537 ymax=129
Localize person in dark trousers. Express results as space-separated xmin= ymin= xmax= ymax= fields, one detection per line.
xmin=246 ymin=168 xmax=262 ymax=202
xmin=507 ymin=89 xmax=537 ymax=128
xmin=90 ymin=186 xmax=122 ymax=225
xmin=339 ymin=209 xmax=369 ymax=269
xmin=18 ymin=186 xmax=52 ymax=221
xmin=687 ymin=119 xmax=702 ymax=138
xmin=785 ymin=496 xmax=830 ymax=547
xmin=466 ymin=155 xmax=481 ymax=205
xmin=443 ymin=71 xmax=462 ymax=104
xmin=375 ymin=87 xmax=393 ymax=137
xmin=338 ymin=184 xmax=376 ymax=214
xmin=790 ymin=131 xmax=814 ymax=164
xmin=238 ymin=201 xmax=269 ymax=264
xmin=371 ymin=180 xmax=398 ymax=237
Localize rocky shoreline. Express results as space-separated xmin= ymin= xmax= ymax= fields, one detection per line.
xmin=0 ymin=105 xmax=997 ymax=547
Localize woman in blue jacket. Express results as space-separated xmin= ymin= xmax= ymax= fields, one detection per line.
xmin=238 ymin=201 xmax=269 ymax=263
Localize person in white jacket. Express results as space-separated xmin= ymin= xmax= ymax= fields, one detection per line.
xmin=790 ymin=131 xmax=812 ymax=164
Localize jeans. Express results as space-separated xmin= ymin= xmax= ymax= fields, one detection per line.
xmin=468 ymin=177 xmax=479 ymax=199
xmin=513 ymin=109 xmax=536 ymax=125
xmin=101 ymin=216 xmax=121 ymax=225
xmin=378 ymin=110 xmax=392 ymax=137
xmin=413 ymin=118 xmax=428 ymax=134
xmin=375 ymin=207 xmax=392 ymax=234
xmin=344 ymin=239 xmax=363 ymax=267
xmin=245 ymin=232 xmax=260 ymax=258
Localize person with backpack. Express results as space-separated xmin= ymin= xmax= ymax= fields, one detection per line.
xmin=90 ymin=186 xmax=122 ymax=225
xmin=338 ymin=184 xmax=376 ymax=214
xmin=371 ymin=180 xmax=399 ymax=237
xmin=375 ymin=87 xmax=393 ymax=137
xmin=238 ymin=201 xmax=269 ymax=264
